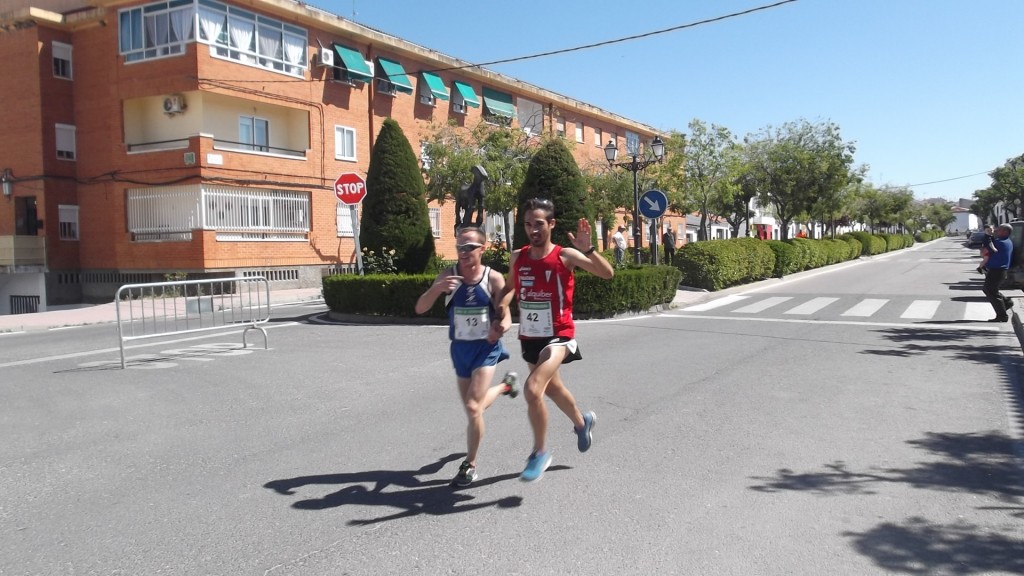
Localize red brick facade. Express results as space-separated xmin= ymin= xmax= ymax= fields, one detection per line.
xmin=0 ymin=0 xmax=660 ymax=306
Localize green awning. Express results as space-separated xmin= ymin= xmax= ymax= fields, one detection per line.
xmin=420 ymin=71 xmax=449 ymax=101
xmin=333 ymin=44 xmax=373 ymax=83
xmin=452 ymin=81 xmax=480 ymax=108
xmin=376 ymin=57 xmax=414 ymax=94
xmin=482 ymin=87 xmax=515 ymax=118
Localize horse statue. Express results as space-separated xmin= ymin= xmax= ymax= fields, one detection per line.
xmin=454 ymin=164 xmax=488 ymax=236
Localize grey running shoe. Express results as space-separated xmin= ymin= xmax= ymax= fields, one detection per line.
xmin=576 ymin=411 xmax=596 ymax=453
xmin=501 ymin=371 xmax=519 ymax=399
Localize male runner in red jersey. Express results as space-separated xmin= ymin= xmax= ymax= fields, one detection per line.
xmin=497 ymin=197 xmax=615 ymax=482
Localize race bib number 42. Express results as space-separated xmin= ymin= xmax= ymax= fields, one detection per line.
xmin=519 ymin=301 xmax=554 ymax=337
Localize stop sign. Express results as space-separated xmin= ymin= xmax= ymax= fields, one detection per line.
xmin=334 ymin=173 xmax=366 ymax=205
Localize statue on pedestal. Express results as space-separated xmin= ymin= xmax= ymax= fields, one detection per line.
xmin=454 ymin=164 xmax=488 ymax=236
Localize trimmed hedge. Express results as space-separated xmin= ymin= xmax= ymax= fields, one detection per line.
xmin=844 ymin=232 xmax=887 ymax=255
xmin=675 ymin=238 xmax=774 ymax=290
xmin=322 ymin=265 xmax=680 ymax=320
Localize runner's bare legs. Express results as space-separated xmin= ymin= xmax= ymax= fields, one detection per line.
xmin=524 ymin=346 xmax=585 ymax=453
xmin=458 ymin=365 xmax=505 ymax=465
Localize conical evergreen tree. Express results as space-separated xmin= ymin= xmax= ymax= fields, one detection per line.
xmin=514 ymin=139 xmax=590 ymax=249
xmin=360 ymin=118 xmax=435 ymax=273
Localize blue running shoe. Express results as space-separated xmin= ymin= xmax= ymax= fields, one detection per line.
xmin=520 ymin=451 xmax=552 ymax=482
xmin=576 ymin=411 xmax=596 ymax=453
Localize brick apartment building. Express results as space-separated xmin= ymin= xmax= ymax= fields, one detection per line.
xmin=0 ymin=0 xmax=660 ymax=314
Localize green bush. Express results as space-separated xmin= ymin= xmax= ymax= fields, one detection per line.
xmin=322 ymin=265 xmax=681 ymax=320
xmin=360 ymin=118 xmax=435 ymax=274
xmin=515 ymin=139 xmax=590 ymax=249
xmin=846 ymin=231 xmax=886 ymax=255
xmin=766 ymin=240 xmax=800 ymax=277
xmin=675 ymin=238 xmax=774 ymax=291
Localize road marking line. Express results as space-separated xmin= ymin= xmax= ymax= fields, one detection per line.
xmin=964 ymin=302 xmax=995 ymax=321
xmin=841 ymin=299 xmax=889 ymax=317
xmin=0 ymin=322 xmax=298 ymax=369
xmin=733 ymin=296 xmax=793 ymax=314
xmin=660 ymin=313 xmax=1007 ymax=332
xmin=784 ymin=297 xmax=839 ymax=315
xmin=901 ymin=300 xmax=940 ymax=319
xmin=681 ymin=294 xmax=749 ymax=312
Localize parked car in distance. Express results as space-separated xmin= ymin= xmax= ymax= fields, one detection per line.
xmin=966 ymin=231 xmax=989 ymax=249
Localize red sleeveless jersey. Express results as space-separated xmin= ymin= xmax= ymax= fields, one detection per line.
xmin=514 ymin=245 xmax=575 ymax=338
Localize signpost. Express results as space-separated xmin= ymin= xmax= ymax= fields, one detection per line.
xmin=640 ymin=190 xmax=668 ymax=264
xmin=335 ymin=173 xmax=367 ymax=274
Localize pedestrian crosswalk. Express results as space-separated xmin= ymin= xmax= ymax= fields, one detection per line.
xmin=679 ymin=294 xmax=1007 ymax=323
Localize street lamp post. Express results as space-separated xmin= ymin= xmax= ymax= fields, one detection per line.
xmin=605 ymin=136 xmax=665 ymax=265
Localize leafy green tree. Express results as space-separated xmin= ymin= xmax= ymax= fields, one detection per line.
xmin=421 ymin=121 xmax=536 ymax=245
xmin=674 ymin=120 xmax=737 ymax=240
xmin=515 ymin=139 xmax=588 ymax=248
xmin=744 ymin=119 xmax=856 ymax=240
xmin=924 ymin=202 xmax=955 ymax=231
xmin=360 ymin=118 xmax=435 ymax=274
xmin=971 ymin=186 xmax=1001 ymax=226
xmin=581 ymin=163 xmax=632 ymax=249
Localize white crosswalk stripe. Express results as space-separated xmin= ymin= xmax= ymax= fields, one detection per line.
xmin=682 ymin=295 xmax=749 ymax=312
xmin=733 ymin=296 xmax=793 ymax=314
xmin=841 ymin=299 xmax=888 ymax=317
xmin=679 ymin=294 xmax=998 ymax=324
xmin=784 ymin=297 xmax=839 ymax=315
xmin=900 ymin=300 xmax=940 ymax=319
xmin=963 ymin=302 xmax=995 ymax=321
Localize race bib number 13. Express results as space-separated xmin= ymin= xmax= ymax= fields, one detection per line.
xmin=454 ymin=306 xmax=490 ymax=340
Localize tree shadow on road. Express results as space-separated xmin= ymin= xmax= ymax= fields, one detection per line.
xmin=859 ymin=327 xmax=1013 ymax=365
xmin=842 ymin=517 xmax=1024 ymax=575
xmin=748 ymin=430 xmax=1024 ymax=573
xmin=263 ymin=452 xmax=533 ymax=525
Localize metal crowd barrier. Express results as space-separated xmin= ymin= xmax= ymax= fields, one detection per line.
xmin=115 ymin=276 xmax=270 ymax=369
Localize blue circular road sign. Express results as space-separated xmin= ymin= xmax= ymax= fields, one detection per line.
xmin=639 ymin=189 xmax=668 ymax=219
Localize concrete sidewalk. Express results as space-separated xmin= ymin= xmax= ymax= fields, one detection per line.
xmin=0 ymin=287 xmax=325 ymax=333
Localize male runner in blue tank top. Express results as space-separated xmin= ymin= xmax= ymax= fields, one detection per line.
xmin=415 ymin=226 xmax=517 ymax=487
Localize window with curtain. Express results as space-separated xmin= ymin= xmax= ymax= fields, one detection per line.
xmin=118 ymin=1 xmax=194 ymax=62
xmin=118 ymin=0 xmax=306 ymax=76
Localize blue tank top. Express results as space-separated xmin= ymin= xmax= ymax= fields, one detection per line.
xmin=445 ymin=265 xmax=496 ymax=341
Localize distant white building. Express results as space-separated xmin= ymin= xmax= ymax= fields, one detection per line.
xmin=947 ymin=207 xmax=979 ymax=234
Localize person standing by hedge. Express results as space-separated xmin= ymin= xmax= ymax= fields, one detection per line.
xmin=497 ymin=198 xmax=615 ymax=482
xmin=415 ymin=226 xmax=518 ymax=487
xmin=662 ymin=227 xmax=676 ymax=264
xmin=981 ymin=223 xmax=1014 ymax=322
xmin=612 ymin=226 xmax=627 ymax=265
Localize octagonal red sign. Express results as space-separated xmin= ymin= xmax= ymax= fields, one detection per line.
xmin=334 ymin=173 xmax=366 ymax=205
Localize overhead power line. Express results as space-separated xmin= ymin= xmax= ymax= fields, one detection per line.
xmin=428 ymin=0 xmax=799 ymax=73
xmin=908 ymin=171 xmax=991 ymax=187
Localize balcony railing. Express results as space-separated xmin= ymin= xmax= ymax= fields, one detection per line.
xmin=213 ymin=139 xmax=306 ymax=159
xmin=0 ymin=235 xmax=46 ymax=267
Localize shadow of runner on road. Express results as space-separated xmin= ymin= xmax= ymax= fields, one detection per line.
xmin=263 ymin=453 xmax=545 ymax=525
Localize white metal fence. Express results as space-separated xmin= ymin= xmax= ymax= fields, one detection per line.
xmin=126 ymin=184 xmax=310 ymax=241
xmin=114 ymin=276 xmax=271 ymax=369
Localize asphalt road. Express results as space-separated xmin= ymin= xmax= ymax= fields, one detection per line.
xmin=1 ymin=237 xmax=1022 ymax=575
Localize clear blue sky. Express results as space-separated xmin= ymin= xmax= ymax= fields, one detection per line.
xmin=308 ymin=0 xmax=1024 ymax=202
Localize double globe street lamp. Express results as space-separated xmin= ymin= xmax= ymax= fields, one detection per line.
xmin=605 ymin=135 xmax=665 ymax=265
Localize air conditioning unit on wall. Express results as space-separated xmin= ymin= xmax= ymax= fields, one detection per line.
xmin=163 ymin=94 xmax=186 ymax=115
xmin=317 ymin=46 xmax=334 ymax=67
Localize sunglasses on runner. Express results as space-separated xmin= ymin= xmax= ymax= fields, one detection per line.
xmin=456 ymin=243 xmax=483 ymax=253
